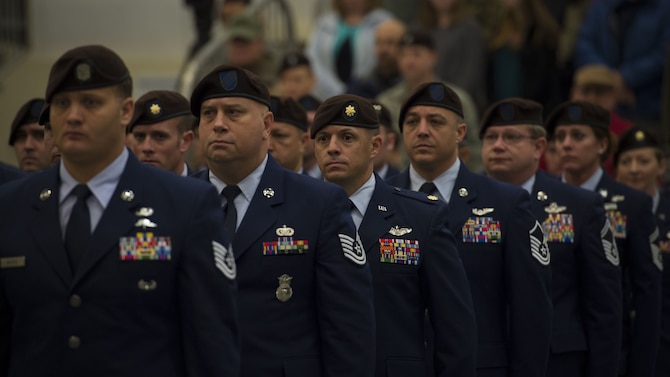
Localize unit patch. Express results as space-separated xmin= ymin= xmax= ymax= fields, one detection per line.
xmin=462 ymin=217 xmax=501 ymax=243
xmin=379 ymin=238 xmax=420 ymax=265
xmin=119 ymin=232 xmax=172 ymax=260
xmin=542 ymin=214 xmax=574 ymax=243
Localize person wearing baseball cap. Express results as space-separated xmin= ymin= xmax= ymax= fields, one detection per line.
xmin=546 ymin=100 xmax=663 ymax=377
xmin=0 ymin=44 xmax=239 ymax=377
xmin=126 ymin=90 xmax=195 ymax=176
xmin=190 ymin=64 xmax=376 ymax=377
xmin=481 ymin=98 xmax=622 ymax=377
xmin=8 ymin=98 xmax=53 ymax=172
xmin=387 ymin=82 xmax=553 ymax=377
xmin=312 ymin=93 xmax=476 ymax=377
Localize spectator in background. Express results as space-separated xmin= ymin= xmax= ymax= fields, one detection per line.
xmin=571 ymin=64 xmax=632 ymax=177
xmin=277 ymin=52 xmax=317 ymax=101
xmin=347 ymin=18 xmax=406 ymax=99
xmin=225 ymin=13 xmax=280 ymax=89
xmin=8 ymin=98 xmax=53 ymax=172
xmin=417 ymin=0 xmax=487 ymax=110
xmin=305 ymin=0 xmax=392 ymax=100
xmin=575 ymin=0 xmax=670 ymax=139
xmin=219 ymin=0 xmax=250 ymax=25
xmin=487 ymin=0 xmax=560 ymax=113
xmin=184 ymin=0 xmax=215 ymax=57
xmin=376 ymin=30 xmax=482 ymax=171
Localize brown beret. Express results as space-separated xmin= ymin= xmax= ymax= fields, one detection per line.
xmin=613 ymin=126 xmax=662 ymax=165
xmin=370 ymin=100 xmax=393 ymax=130
xmin=190 ymin=64 xmax=270 ymax=116
xmin=39 ymin=45 xmax=130 ymax=125
xmin=479 ymin=98 xmax=543 ymax=138
xmin=297 ymin=94 xmax=322 ymax=111
xmin=311 ymin=94 xmax=379 ymax=138
xmin=270 ymin=96 xmax=308 ymax=131
xmin=9 ymin=98 xmax=45 ymax=146
xmin=544 ymin=100 xmax=610 ymax=136
xmin=278 ymin=52 xmax=311 ymax=75
xmin=399 ymin=82 xmax=463 ymax=132
xmin=128 ymin=90 xmax=191 ymax=132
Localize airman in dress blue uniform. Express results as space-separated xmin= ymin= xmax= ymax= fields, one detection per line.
xmin=481 ymin=98 xmax=622 ymax=377
xmin=0 ymin=45 xmax=239 ymax=377
xmin=387 ymin=82 xmax=553 ymax=377
xmin=612 ymin=127 xmax=670 ymax=377
xmin=189 ymin=65 xmax=376 ymax=377
xmin=547 ymin=101 xmax=663 ymax=377
xmin=312 ymin=94 xmax=477 ymax=377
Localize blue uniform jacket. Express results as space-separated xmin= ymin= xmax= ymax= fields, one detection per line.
xmin=0 ymin=163 xmax=24 ymax=186
xmin=363 ymin=175 xmax=476 ymax=377
xmin=595 ymin=173 xmax=662 ymax=377
xmin=656 ymin=190 xmax=670 ymax=376
xmin=531 ymin=171 xmax=622 ymax=377
xmin=0 ymin=153 xmax=239 ymax=377
xmin=388 ymin=163 xmax=552 ymax=377
xmin=192 ymin=155 xmax=376 ymax=377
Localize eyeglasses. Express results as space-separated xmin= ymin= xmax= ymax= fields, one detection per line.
xmin=482 ymin=132 xmax=535 ymax=145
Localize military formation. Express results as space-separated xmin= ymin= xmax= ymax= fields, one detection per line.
xmin=0 ymin=44 xmax=668 ymax=377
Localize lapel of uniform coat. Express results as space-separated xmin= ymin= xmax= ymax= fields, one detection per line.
xmin=358 ymin=175 xmax=395 ymax=253
xmin=232 ymin=157 xmax=282 ymax=259
xmin=72 ymin=155 xmax=142 ymax=285
xmin=447 ymin=163 xmax=478 ymax=236
xmin=28 ymin=165 xmax=73 ymax=286
xmin=531 ymin=171 xmax=553 ymax=220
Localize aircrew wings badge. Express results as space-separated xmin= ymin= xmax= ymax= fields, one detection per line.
xmin=530 ymin=221 xmax=550 ymax=266
xmin=213 ymin=241 xmax=236 ymax=280
xmin=601 ymin=220 xmax=620 ymax=266
xmin=339 ymin=232 xmax=366 ymax=265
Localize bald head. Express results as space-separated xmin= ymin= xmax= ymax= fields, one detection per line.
xmin=375 ymin=19 xmax=406 ymax=75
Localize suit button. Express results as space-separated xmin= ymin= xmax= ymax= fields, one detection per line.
xmin=68 ymin=335 xmax=81 ymax=349
xmin=69 ymin=294 xmax=82 ymax=308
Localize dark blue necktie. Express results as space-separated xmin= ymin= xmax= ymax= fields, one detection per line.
xmin=65 ymin=184 xmax=91 ymax=272
xmin=221 ymin=185 xmax=241 ymax=238
xmin=419 ymin=182 xmax=437 ymax=195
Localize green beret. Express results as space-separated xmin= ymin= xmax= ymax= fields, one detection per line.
xmin=39 ymin=45 xmax=130 ymax=125
xmin=9 ymin=98 xmax=45 ymax=146
xmin=128 ymin=90 xmax=191 ymax=132
xmin=270 ymin=96 xmax=308 ymax=131
xmin=545 ymin=101 xmax=610 ymax=136
xmin=399 ymin=82 xmax=463 ymax=132
xmin=310 ymin=94 xmax=379 ymax=138
xmin=190 ymin=64 xmax=270 ymax=116
xmin=479 ymin=98 xmax=543 ymax=138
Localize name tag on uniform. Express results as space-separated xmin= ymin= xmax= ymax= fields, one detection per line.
xmin=0 ymin=256 xmax=25 ymax=268
xmin=462 ymin=217 xmax=501 ymax=243
xmin=119 ymin=232 xmax=172 ymax=261
xmin=605 ymin=211 xmax=627 ymax=239
xmin=543 ymin=214 xmax=574 ymax=243
xmin=379 ymin=238 xmax=420 ymax=265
